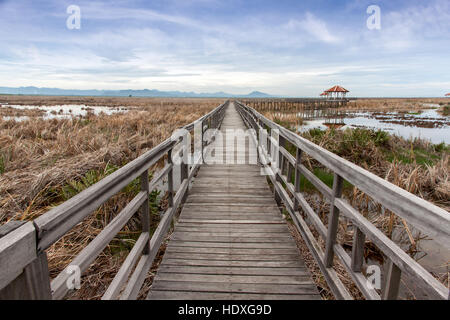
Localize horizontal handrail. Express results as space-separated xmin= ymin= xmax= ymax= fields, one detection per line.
xmin=236 ymin=101 xmax=450 ymax=245
xmin=236 ymin=100 xmax=449 ymax=300
xmin=34 ymin=100 xmax=228 ymax=251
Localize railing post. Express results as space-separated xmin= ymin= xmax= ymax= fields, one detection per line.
xmin=201 ymin=120 xmax=204 ymax=164
xmin=293 ymin=148 xmax=302 ymax=211
xmin=0 ymin=252 xmax=52 ymax=300
xmin=382 ymin=260 xmax=401 ymax=300
xmin=351 ymin=228 xmax=366 ymax=272
xmin=140 ymin=169 xmax=150 ymax=254
xmin=167 ymin=149 xmax=174 ymax=208
xmin=180 ymin=133 xmax=189 ymax=203
xmin=324 ymin=173 xmax=343 ymax=267
xmin=273 ymin=131 xmax=283 ymax=206
xmin=0 ymin=221 xmax=51 ymax=300
xmin=278 ymin=136 xmax=285 ymax=176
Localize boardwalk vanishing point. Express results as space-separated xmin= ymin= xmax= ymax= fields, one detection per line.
xmin=148 ymin=103 xmax=320 ymax=300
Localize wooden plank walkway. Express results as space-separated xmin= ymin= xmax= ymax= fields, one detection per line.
xmin=147 ymin=103 xmax=320 ymax=300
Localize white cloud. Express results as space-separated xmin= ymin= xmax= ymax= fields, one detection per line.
xmin=286 ymin=12 xmax=340 ymax=44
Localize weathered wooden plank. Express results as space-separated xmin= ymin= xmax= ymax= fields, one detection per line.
xmin=167 ymin=240 xmax=298 ymax=249
xmin=200 ymin=165 xmax=261 ymax=170
xmin=170 ymin=235 xmax=292 ymax=243
xmin=187 ymin=194 xmax=274 ymax=201
xmin=176 ymin=221 xmax=285 ymax=227
xmin=181 ymin=204 xmax=280 ymax=212
xmin=197 ymin=170 xmax=262 ymax=176
xmin=189 ymin=185 xmax=271 ymax=197
xmin=180 ymin=213 xmax=280 ymax=219
xmin=177 ymin=219 xmax=285 ymax=225
xmin=180 ymin=212 xmax=281 ymax=219
xmin=151 ymin=280 xmax=318 ymax=295
xmin=155 ymin=273 xmax=311 ymax=284
xmin=148 ymin=291 xmax=320 ymax=300
xmin=171 ymin=231 xmax=289 ymax=239
xmin=186 ymin=199 xmax=276 ymax=205
xmin=192 ymin=177 xmax=266 ymax=183
xmin=161 ymin=259 xmax=304 ymax=268
xmin=165 ymin=247 xmax=298 ymax=255
xmin=175 ymin=224 xmax=288 ymax=230
xmin=163 ymin=252 xmax=301 ymax=262
xmin=191 ymin=182 xmax=269 ymax=188
xmin=156 ymin=265 xmax=308 ymax=276
xmin=179 ymin=216 xmax=283 ymax=222
xmin=196 ymin=171 xmax=262 ymax=177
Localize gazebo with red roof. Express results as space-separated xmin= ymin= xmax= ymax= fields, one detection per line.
xmin=324 ymin=85 xmax=349 ymax=99
xmin=320 ymin=92 xmax=329 ymax=98
xmin=445 ymin=93 xmax=450 ymax=97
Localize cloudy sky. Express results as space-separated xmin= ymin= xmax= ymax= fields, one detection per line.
xmin=0 ymin=0 xmax=449 ymax=97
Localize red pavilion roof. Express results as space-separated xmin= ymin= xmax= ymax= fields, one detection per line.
xmin=325 ymin=85 xmax=349 ymax=93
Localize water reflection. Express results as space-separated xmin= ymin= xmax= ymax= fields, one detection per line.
xmin=0 ymin=104 xmax=128 ymax=121
xmin=274 ymin=105 xmax=450 ymax=144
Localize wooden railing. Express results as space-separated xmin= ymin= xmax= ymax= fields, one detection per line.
xmin=235 ymin=100 xmax=450 ymax=300
xmin=0 ymin=101 xmax=228 ymax=300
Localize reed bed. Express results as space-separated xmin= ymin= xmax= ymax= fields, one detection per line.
xmin=0 ymin=96 xmax=222 ymax=299
xmin=243 ymin=97 xmax=448 ymax=114
xmin=344 ymin=98 xmax=448 ymax=112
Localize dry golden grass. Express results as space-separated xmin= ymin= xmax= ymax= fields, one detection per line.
xmin=0 ymin=97 xmax=222 ymax=221
xmin=343 ymin=98 xmax=448 ymax=112
xmin=0 ymin=96 xmax=223 ymax=299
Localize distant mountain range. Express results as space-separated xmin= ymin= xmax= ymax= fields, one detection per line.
xmin=0 ymin=86 xmax=273 ymax=98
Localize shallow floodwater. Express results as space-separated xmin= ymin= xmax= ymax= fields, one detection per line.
xmin=0 ymin=104 xmax=128 ymax=121
xmin=289 ymin=105 xmax=450 ymax=144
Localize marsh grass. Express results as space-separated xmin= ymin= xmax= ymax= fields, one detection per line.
xmin=0 ymin=96 xmax=222 ymax=299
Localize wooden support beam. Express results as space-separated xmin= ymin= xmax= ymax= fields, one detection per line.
xmin=351 ymin=228 xmax=365 ymax=272
xmin=324 ymin=174 xmax=343 ymax=267
xmin=140 ymin=169 xmax=150 ymax=254
xmin=382 ymin=260 xmax=401 ymax=300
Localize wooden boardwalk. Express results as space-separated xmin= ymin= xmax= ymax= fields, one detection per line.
xmin=1 ymin=101 xmax=448 ymax=300
xmin=147 ymin=103 xmax=320 ymax=300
